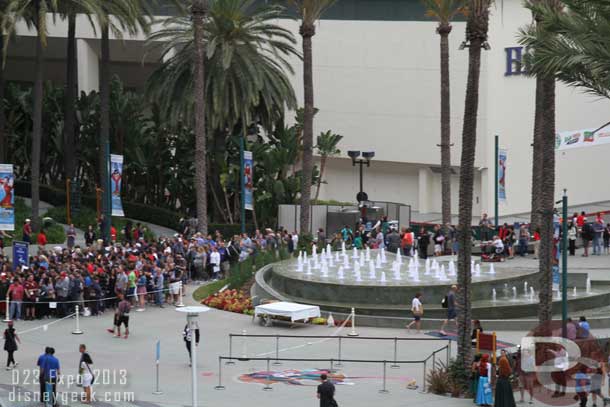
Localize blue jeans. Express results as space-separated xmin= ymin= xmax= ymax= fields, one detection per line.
xmin=519 ymin=239 xmax=528 ymax=256
xmin=593 ymin=234 xmax=602 ymax=255
xmin=9 ymin=301 xmax=21 ymax=320
xmin=155 ymin=289 xmax=164 ymax=306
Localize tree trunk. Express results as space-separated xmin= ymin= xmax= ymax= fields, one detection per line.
xmin=299 ymin=25 xmax=315 ymax=235
xmin=64 ymin=12 xmax=77 ymax=181
xmin=193 ymin=0 xmax=208 ymax=234
xmin=31 ymin=5 xmax=44 ymax=231
xmin=530 ymin=76 xmax=544 ymax=231
xmin=99 ymin=24 xmax=110 ymax=239
xmin=0 ymin=34 xmax=6 ymax=163
xmin=314 ymin=155 xmax=326 ymax=201
xmin=537 ymin=75 xmax=556 ymax=323
xmin=456 ymin=6 xmax=489 ymax=369
xmin=439 ymin=28 xmax=452 ymax=229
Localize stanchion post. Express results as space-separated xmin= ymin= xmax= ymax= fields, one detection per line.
xmin=379 ymin=361 xmax=389 ymax=394
xmin=272 ymin=335 xmax=281 ymax=366
xmin=214 ymin=357 xmax=226 ymax=390
xmin=241 ymin=329 xmax=248 ymax=359
xmin=153 ymin=340 xmax=163 ymax=395
xmin=176 ymin=282 xmax=185 ymax=308
xmin=391 ymin=338 xmax=399 ymax=369
xmin=347 ymin=308 xmax=359 ymax=336
xmin=72 ymin=305 xmax=83 ymax=335
xmin=3 ymin=294 xmax=11 ymax=323
xmin=432 ymin=351 xmax=436 ymax=370
xmin=336 ymin=337 xmax=343 ymax=367
xmin=446 ymin=343 xmax=450 ymax=366
xmin=422 ymin=360 xmax=427 ymax=393
xmin=263 ymin=359 xmax=273 ymax=391
xmin=226 ymin=335 xmax=235 ymax=365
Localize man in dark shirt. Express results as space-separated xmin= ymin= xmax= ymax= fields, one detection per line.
xmin=317 ymin=373 xmax=337 ymax=407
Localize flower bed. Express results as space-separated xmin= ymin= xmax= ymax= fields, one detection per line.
xmin=201 ymin=288 xmax=254 ymax=315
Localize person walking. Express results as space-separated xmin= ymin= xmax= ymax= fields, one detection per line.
xmin=494 ymin=350 xmax=516 ymax=407
xmin=593 ymin=219 xmax=605 ymax=256
xmin=582 ymin=222 xmax=593 ymax=257
xmin=418 ymin=227 xmax=430 ymax=259
xmin=440 ymin=285 xmax=458 ymax=335
xmin=406 ymin=292 xmax=423 ymax=333
xmin=568 ymin=222 xmax=578 ymax=256
xmin=476 ymin=354 xmax=493 ymax=406
xmin=183 ymin=322 xmax=200 ymax=366
xmin=37 ymin=347 xmax=51 ymax=402
xmin=107 ymin=292 xmax=130 ymax=339
xmin=316 ymin=373 xmax=338 ymax=407
xmin=42 ymin=347 xmax=60 ymax=407
xmin=78 ymin=344 xmax=94 ymax=404
xmin=3 ymin=321 xmax=19 ymax=370
xmin=518 ymin=225 xmax=530 ymax=257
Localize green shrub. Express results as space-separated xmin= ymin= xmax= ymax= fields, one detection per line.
xmin=297 ymin=233 xmax=313 ymax=254
xmin=447 ymin=356 xmax=472 ymax=397
xmin=426 ymin=361 xmax=452 ymax=395
xmin=3 ymin=198 xmax=66 ymax=246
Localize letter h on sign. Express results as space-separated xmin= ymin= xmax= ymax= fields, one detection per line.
xmin=505 ymin=46 xmax=525 ymax=76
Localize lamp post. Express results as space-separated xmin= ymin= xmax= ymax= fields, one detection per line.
xmin=494 ymin=135 xmax=499 ymax=228
xmin=561 ymin=189 xmax=568 ymax=338
xmin=176 ymin=306 xmax=211 ymax=407
xmin=348 ymin=151 xmax=374 ymax=221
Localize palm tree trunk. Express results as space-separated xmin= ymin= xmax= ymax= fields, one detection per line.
xmin=314 ymin=155 xmax=326 ymax=201
xmin=530 ymin=76 xmax=544 ymax=230
xmin=439 ymin=28 xmax=452 ymax=229
xmin=64 ymin=12 xmax=77 ymax=181
xmin=456 ymin=7 xmax=488 ymax=369
xmin=193 ymin=0 xmax=208 ymax=234
xmin=31 ymin=7 xmax=45 ymax=231
xmin=0 ymin=34 xmax=6 ymax=163
xmin=537 ymin=75 xmax=556 ymax=323
xmin=299 ymin=25 xmax=315 ymax=235
xmin=99 ymin=24 xmax=110 ymax=239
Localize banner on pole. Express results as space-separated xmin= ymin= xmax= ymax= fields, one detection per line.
xmin=498 ymin=149 xmax=507 ymax=202
xmin=243 ymin=151 xmax=253 ymax=211
xmin=0 ymin=164 xmax=14 ymax=231
xmin=156 ymin=340 xmax=161 ymax=362
xmin=110 ymin=154 xmax=125 ymax=217
xmin=555 ymin=126 xmax=610 ymax=151
xmin=12 ymin=241 xmax=29 ymax=270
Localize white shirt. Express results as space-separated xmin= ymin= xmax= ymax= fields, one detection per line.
xmin=493 ymin=238 xmax=504 ymax=250
xmin=210 ymin=252 xmax=221 ymax=272
xmin=411 ymin=297 xmax=422 ymax=313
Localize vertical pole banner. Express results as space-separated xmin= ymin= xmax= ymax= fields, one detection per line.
xmin=12 ymin=241 xmax=29 ymax=270
xmin=497 ymin=149 xmax=507 ymax=202
xmin=109 ymin=154 xmax=125 ymax=217
xmin=243 ymin=151 xmax=254 ymax=211
xmin=0 ymin=164 xmax=14 ymax=231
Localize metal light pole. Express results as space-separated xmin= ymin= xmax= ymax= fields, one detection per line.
xmin=348 ymin=151 xmax=374 ymax=204
xmin=561 ymin=189 xmax=568 ymax=337
xmin=494 ymin=135 xmax=499 ymax=228
xmin=240 ymin=135 xmax=245 ymax=234
xmin=104 ymin=139 xmax=111 ymax=243
xmin=176 ymin=306 xmax=210 ymax=407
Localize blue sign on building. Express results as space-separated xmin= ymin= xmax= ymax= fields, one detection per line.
xmin=505 ymin=46 xmax=526 ymax=76
xmin=12 ymin=241 xmax=29 ymax=270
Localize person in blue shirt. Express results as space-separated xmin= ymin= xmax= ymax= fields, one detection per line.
xmin=574 ymin=365 xmax=590 ymax=407
xmin=42 ymin=347 xmax=60 ymax=407
xmin=36 ymin=347 xmax=51 ymax=402
xmin=579 ymin=316 xmax=591 ymax=338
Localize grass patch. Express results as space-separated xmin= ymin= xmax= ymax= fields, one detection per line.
xmin=3 ymin=198 xmax=66 ymax=246
xmin=193 ymin=279 xmax=228 ymax=302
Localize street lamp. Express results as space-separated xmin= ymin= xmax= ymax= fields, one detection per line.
xmin=348 ymin=150 xmax=374 ymax=204
xmin=176 ymin=306 xmax=211 ymax=407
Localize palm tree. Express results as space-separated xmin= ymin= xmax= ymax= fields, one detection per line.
xmin=0 ymin=0 xmax=18 ymax=164
xmin=519 ymin=0 xmax=561 ymax=323
xmin=314 ymin=130 xmax=342 ymax=201
xmin=58 ymin=0 xmax=103 ymax=181
xmin=421 ymin=0 xmax=466 ymax=230
xmin=456 ymin=0 xmax=491 ymax=368
xmin=146 ymin=0 xmax=299 ymax=231
xmin=289 ymin=0 xmax=336 ymax=235
xmin=8 ymin=0 xmax=58 ymax=230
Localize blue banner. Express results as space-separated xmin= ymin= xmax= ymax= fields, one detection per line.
xmin=552 ymin=264 xmax=560 ymax=291
xmin=110 ymin=154 xmax=125 ymax=217
xmin=12 ymin=241 xmax=29 ymax=270
xmin=243 ymin=151 xmax=253 ymax=211
xmin=0 ymin=164 xmax=14 ymax=231
xmin=498 ymin=149 xmax=507 ymax=202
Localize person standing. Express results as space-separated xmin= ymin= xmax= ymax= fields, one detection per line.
xmin=37 ymin=347 xmax=51 ymax=402
xmin=316 ymin=373 xmax=337 ymax=407
xmin=582 ymin=222 xmax=593 ymax=257
xmin=518 ymin=225 xmax=530 ymax=257
xmin=84 ymin=225 xmax=95 ymax=246
xmin=476 ymin=354 xmax=493 ymax=406
xmin=22 ymin=219 xmax=32 ymax=243
xmin=108 ymin=292 xmax=130 ymax=339
xmin=494 ymin=350 xmax=516 ymax=407
xmin=78 ymin=344 xmax=94 ymax=404
xmin=43 ymin=347 xmax=60 ymax=407
xmin=440 ymin=285 xmax=458 ymax=335
xmin=3 ymin=321 xmax=19 ymax=370
xmin=67 ymin=224 xmax=77 ymax=249
xmin=406 ymin=292 xmax=423 ymax=333
xmin=418 ymin=227 xmax=430 ymax=259
xmin=593 ymin=219 xmax=605 ymax=255
xmin=479 ymin=213 xmax=493 ymax=242
xmin=154 ymin=268 xmax=164 ymax=308
xmin=568 ymin=222 xmax=578 ymax=256
xmin=432 ymin=224 xmax=445 ymax=256
xmin=604 ymin=223 xmax=610 ymax=255
xmin=183 ymin=322 xmax=200 ymax=366
xmin=8 ymin=277 xmax=24 ymax=321
xmin=209 ymin=246 xmax=221 ymax=281
xmin=36 ymin=229 xmax=47 ymax=249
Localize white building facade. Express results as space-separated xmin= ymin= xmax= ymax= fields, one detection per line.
xmin=7 ymin=0 xmax=610 ymax=220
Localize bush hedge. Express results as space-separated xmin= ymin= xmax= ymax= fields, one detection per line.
xmin=4 ymin=198 xmax=66 ymax=247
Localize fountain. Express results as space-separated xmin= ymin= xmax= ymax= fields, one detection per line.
xmin=380 ymin=272 xmax=387 ymax=284
xmin=573 ymin=287 xmax=577 ymax=297
xmin=529 ymin=287 xmax=535 ymax=302
xmin=337 ymin=267 xmax=345 ymax=280
xmin=439 ymin=264 xmax=448 ymax=281
xmin=368 ymin=261 xmax=376 ymax=280
xmin=503 ymin=283 xmax=509 ymax=299
xmin=335 ymin=251 xmax=340 ymax=263
xmin=353 ymin=261 xmax=360 ymax=274
xmin=296 ymin=260 xmax=303 ymax=272
xmin=489 ymin=263 xmax=496 ymax=275
xmin=555 ymin=289 xmax=561 ymax=300
xmin=365 ymin=247 xmax=371 ymax=261
xmin=312 ymin=244 xmax=317 ymax=259
xmin=587 ymin=278 xmax=592 ymax=294
xmin=492 ymin=288 xmax=497 ymax=302
xmin=329 ymin=257 xmax=334 ymax=268
xmin=343 ymin=255 xmax=350 ymax=269
xmin=512 ymin=286 xmax=517 ymax=300
xmin=381 ymin=248 xmax=387 ymax=264
xmin=321 ymin=264 xmax=329 ymax=278
xmin=448 ymin=261 xmax=456 ymax=276
xmin=355 ymin=269 xmax=362 ymax=282
xmin=396 ymin=249 xmax=402 ymax=265
xmin=341 ymin=241 xmax=346 ymax=254
xmin=376 ymin=254 xmax=382 ymax=268
xmin=475 ymin=264 xmax=481 ymax=277
xmin=352 ymin=247 xmax=359 ymax=259
xmin=306 ymin=262 xmax=312 ymax=276
xmin=424 ymin=258 xmax=431 ymax=275
xmin=524 ymin=282 xmax=529 ymax=297
xmin=326 ymin=244 xmax=332 ymax=258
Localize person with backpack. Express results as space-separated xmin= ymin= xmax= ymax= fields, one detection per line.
xmin=107 ymin=292 xmax=131 ymax=339
xmin=78 ymin=344 xmax=94 ymax=404
xmin=317 ymin=373 xmax=338 ymax=407
xmin=440 ymin=285 xmax=458 ymax=335
xmin=581 ymin=222 xmax=594 ymax=257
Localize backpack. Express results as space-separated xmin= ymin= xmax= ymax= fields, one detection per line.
xmin=441 ymin=295 xmax=448 ymax=309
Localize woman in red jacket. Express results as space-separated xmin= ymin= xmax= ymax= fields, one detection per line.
xmin=36 ymin=229 xmax=47 ymax=248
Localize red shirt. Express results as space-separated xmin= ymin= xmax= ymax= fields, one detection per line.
xmin=24 ymin=281 xmax=38 ymax=299
xmin=37 ymin=233 xmax=47 ymax=246
xmin=533 ymin=232 xmax=540 ymax=241
xmin=111 ymin=226 xmax=117 ymax=242
xmin=23 ymin=223 xmax=32 ymax=236
xmin=577 ymin=215 xmax=585 ymax=227
xmin=9 ymin=283 xmax=24 ymax=301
